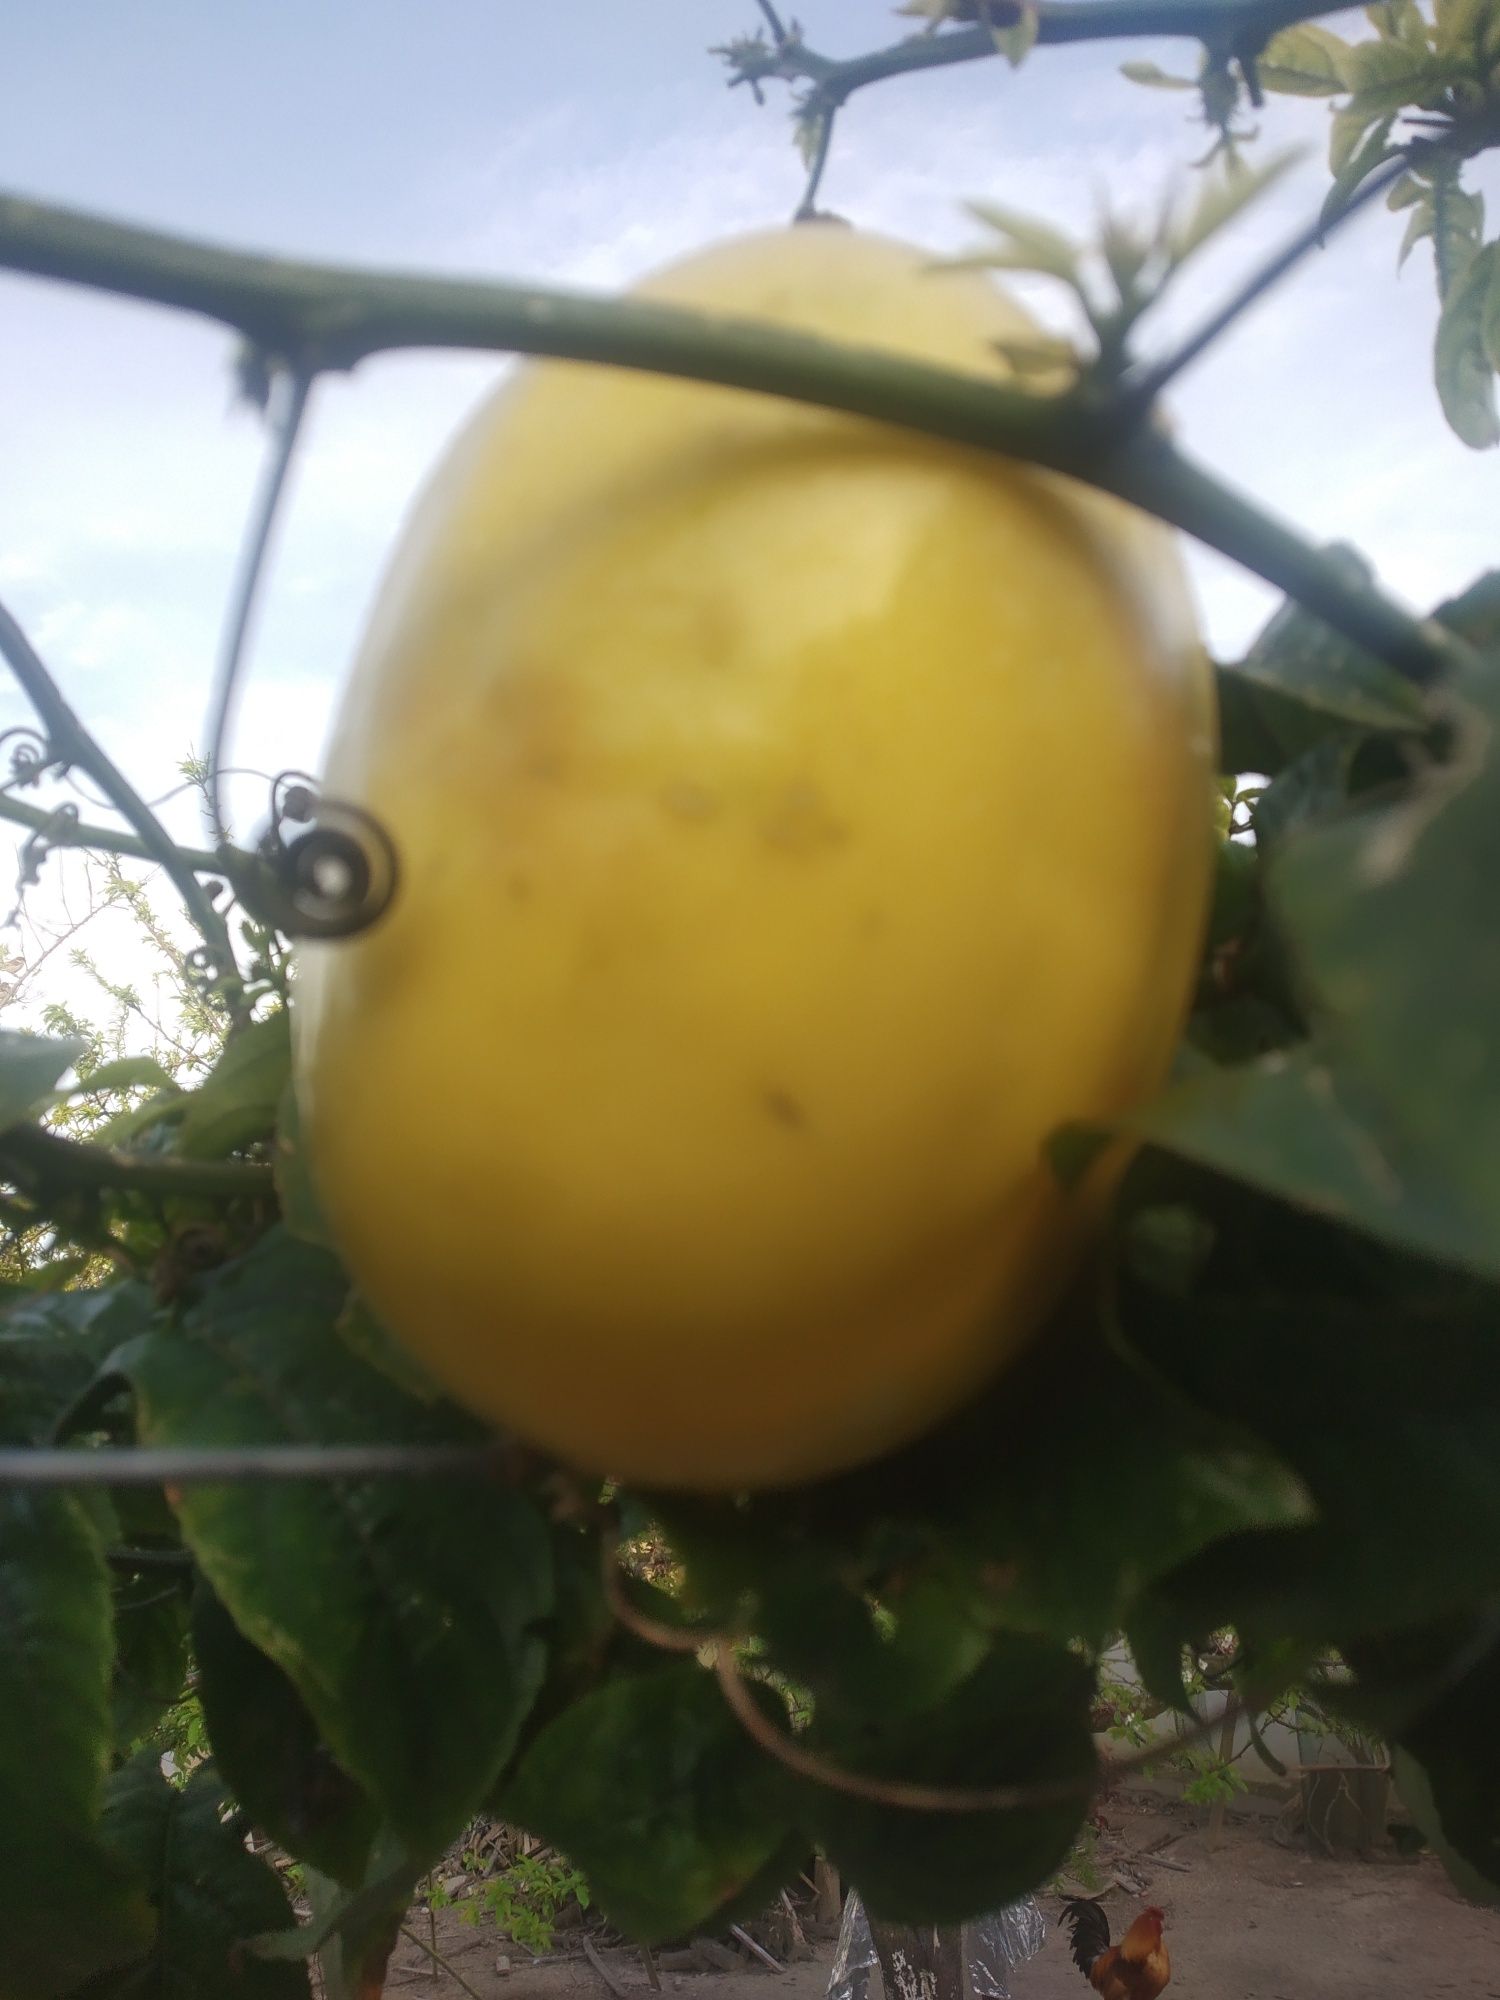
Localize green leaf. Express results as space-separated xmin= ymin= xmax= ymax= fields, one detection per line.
xmin=90 ymin=1756 xmax=309 ymax=1997
xmin=1365 ymin=0 xmax=1435 ymax=50
xmin=0 ymin=1026 xmax=87 ymax=1131
xmin=1219 ymin=548 xmax=1429 ymax=747
xmin=804 ymin=1637 xmax=1096 ymax=1924
xmin=79 ymin=1056 xmax=179 ymax=1097
xmin=1323 ymin=108 xmax=1397 ymax=225
xmin=247 ymin=1826 xmax=419 ymax=1986
xmin=176 ymin=1010 xmax=291 ymax=1159
xmin=989 ymin=3 xmax=1037 ymax=65
xmin=1128 ymin=1046 xmax=1499 ymax=1282
xmin=1433 ymin=0 xmax=1495 ymax=59
xmin=962 ymin=200 xmax=1080 ymax=281
xmin=1435 ymin=241 xmax=1500 ymax=444
xmin=1257 ymin=23 xmax=1351 ymax=95
xmin=1249 ymin=738 xmax=1359 ymax=853
xmin=1345 ymin=1615 xmax=1500 ymax=1894
xmin=1429 ymin=176 xmax=1485 ymax=295
xmin=110 ymin=1231 xmax=553 ymax=1862
xmin=1392 ymin=1748 xmax=1500 ymax=1900
xmin=1119 ymin=58 xmax=1195 ymax=87
xmin=193 ymin=1583 xmax=380 ymax=1888
xmin=1123 ymin=1602 xmax=1195 ymax=1715
xmin=1398 ymin=196 xmax=1437 ymax=267
xmin=110 ymin=1564 xmax=191 ymax=1754
xmin=1121 ymin=1267 xmax=1500 ymax=1637
xmin=657 ymin=1300 xmax=1305 ymax=1698
xmin=0 ymin=1282 xmax=154 ymax=1445
xmin=1168 ymin=150 xmax=1302 ymax=267
xmin=502 ymin=1661 xmax=800 ymax=1944
xmin=0 ymin=1491 xmax=154 ymax=1999
xmin=1341 ymin=38 xmax=1463 ymax=111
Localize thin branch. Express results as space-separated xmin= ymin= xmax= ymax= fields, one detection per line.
xmin=795 ymin=109 xmax=839 ymax=223
xmin=398 ymin=1927 xmax=487 ymax=2000
xmin=206 ymin=369 xmax=313 ymax=849
xmin=0 ymin=790 xmax=225 ymax=873
xmin=0 ymin=1441 xmax=511 ymax=1488
xmin=0 ymin=597 xmax=244 ymax=1008
xmin=0 ymin=194 xmax=1467 ymax=690
xmin=754 ymin=0 xmax=792 ymax=43
xmin=0 ymin=1123 xmax=273 ymax=1200
xmin=1124 ymin=153 xmax=1413 ymax=411
xmin=725 ymin=0 xmax=1354 ymax=107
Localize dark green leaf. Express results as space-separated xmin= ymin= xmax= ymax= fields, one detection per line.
xmin=1123 ymin=1600 xmax=1195 ymax=1715
xmin=1129 ymin=1047 xmax=1499 ymax=1281
xmin=502 ymin=1660 xmax=799 ymax=1944
xmin=1226 ymin=549 xmax=1428 ymax=739
xmin=0 ymin=1027 xmax=87 ymax=1131
xmin=176 ymin=1011 xmax=291 ymax=1159
xmin=110 ymin=1230 xmax=553 ymax=1862
xmin=0 ymin=1282 xmax=154 ymax=1445
xmin=1345 ymin=1612 xmax=1500 ymax=1894
xmin=86 ymin=1756 xmax=308 ymax=1997
xmin=0 ymin=1491 xmax=153 ymax=1998
xmin=111 ymin=1565 xmax=191 ymax=1753
xmin=193 ymin=1583 xmax=379 ymax=1888
xmin=1249 ymin=739 xmax=1360 ymax=852
xmin=805 ymin=1637 xmax=1095 ymax=1924
xmin=1391 ymin=1746 xmax=1500 ymax=1902
xmin=1137 ymin=642 xmax=1500 ymax=1279
xmin=1120 ymin=1265 xmax=1500 ymax=1636
xmin=1435 ymin=240 xmax=1500 ymax=447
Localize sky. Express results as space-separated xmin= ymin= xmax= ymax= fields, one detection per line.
xmin=0 ymin=0 xmax=1495 ymax=1037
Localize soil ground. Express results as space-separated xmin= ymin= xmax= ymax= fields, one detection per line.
xmin=382 ymin=1789 xmax=1500 ymax=2000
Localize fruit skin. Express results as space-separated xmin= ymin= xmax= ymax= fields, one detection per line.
xmin=294 ymin=226 xmax=1216 ymax=1492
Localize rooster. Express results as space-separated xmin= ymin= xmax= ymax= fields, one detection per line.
xmin=1060 ymin=1900 xmax=1170 ymax=2000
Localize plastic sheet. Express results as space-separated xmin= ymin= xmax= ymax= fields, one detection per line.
xmin=826 ymin=1890 xmax=1047 ymax=2000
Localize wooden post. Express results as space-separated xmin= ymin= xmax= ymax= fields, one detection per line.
xmin=868 ymin=1921 xmax=965 ymax=2000
xmin=814 ymin=1857 xmax=843 ymax=1930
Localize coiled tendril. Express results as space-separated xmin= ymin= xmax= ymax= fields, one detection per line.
xmin=252 ymin=771 xmax=398 ymax=940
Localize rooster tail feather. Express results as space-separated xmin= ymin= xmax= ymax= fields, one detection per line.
xmin=1060 ymin=1899 xmax=1111 ymax=1977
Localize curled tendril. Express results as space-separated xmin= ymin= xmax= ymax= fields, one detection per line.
xmin=0 ymin=726 xmax=59 ymax=791
xmin=251 ymin=770 xmax=399 ymax=941
xmin=5 ymin=800 xmax=79 ymax=929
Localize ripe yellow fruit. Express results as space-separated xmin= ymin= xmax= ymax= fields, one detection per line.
xmin=295 ymin=226 xmax=1215 ymax=1491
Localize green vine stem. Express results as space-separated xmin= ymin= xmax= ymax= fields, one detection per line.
xmin=0 ymin=193 xmax=1470 ymax=691
xmin=0 ymin=1123 xmax=272 ymax=1201
xmin=720 ymin=0 xmax=1352 ymax=100
xmin=0 ymin=791 xmax=224 ymax=874
xmin=0 ymin=594 xmax=246 ymax=1012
